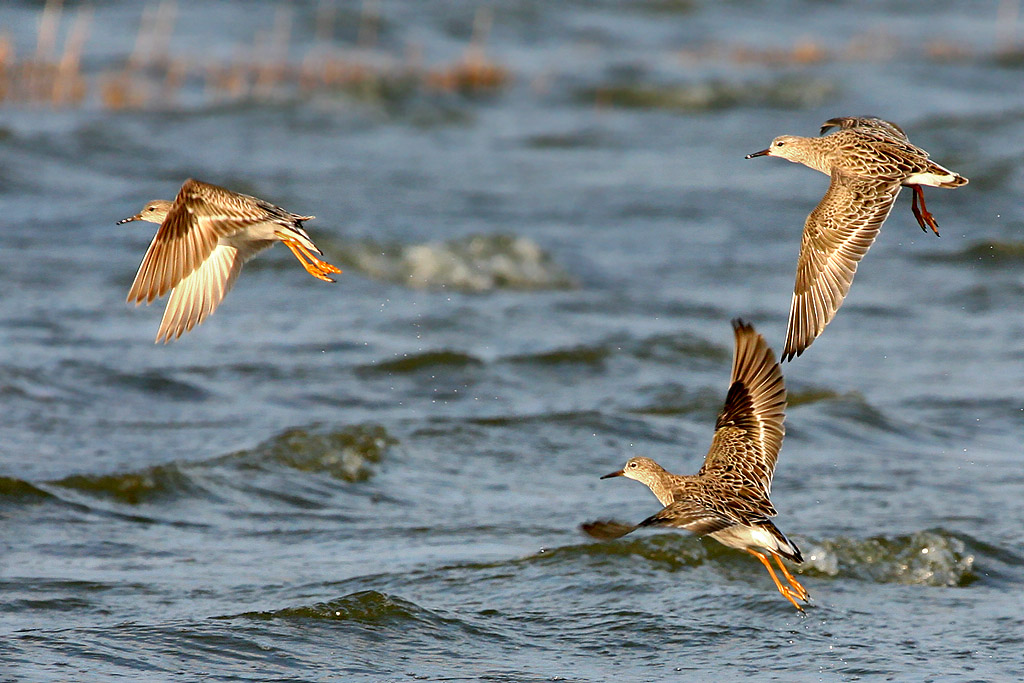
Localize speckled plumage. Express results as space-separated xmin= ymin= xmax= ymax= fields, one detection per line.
xmin=582 ymin=319 xmax=809 ymax=611
xmin=120 ymin=178 xmax=341 ymax=343
xmin=746 ymin=117 xmax=968 ymax=360
xmin=819 ymin=115 xmax=906 ymax=140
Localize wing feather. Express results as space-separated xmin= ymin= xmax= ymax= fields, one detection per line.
xmin=783 ymin=171 xmax=902 ymax=360
xmin=155 ymin=244 xmax=245 ymax=343
xmin=698 ymin=320 xmax=786 ymax=499
xmin=637 ymin=498 xmax=738 ymax=536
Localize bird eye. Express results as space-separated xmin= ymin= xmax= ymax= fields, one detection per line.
xmin=775 ymin=141 xmax=785 ymax=147
xmin=629 ymin=462 xmax=637 ymax=468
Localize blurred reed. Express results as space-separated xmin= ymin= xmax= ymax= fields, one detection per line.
xmin=1 ymin=0 xmax=1020 ymax=111
xmin=2 ymin=0 xmax=510 ymax=111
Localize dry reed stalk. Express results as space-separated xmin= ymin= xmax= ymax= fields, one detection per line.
xmin=302 ymin=0 xmax=338 ymax=92
xmin=128 ymin=3 xmax=156 ymax=69
xmin=357 ymin=0 xmax=380 ymax=49
xmin=34 ymin=0 xmax=62 ymax=62
xmin=148 ymin=0 xmax=178 ymax=70
xmin=222 ymin=46 xmax=252 ymax=100
xmin=100 ymin=67 xmax=149 ymax=110
xmin=0 ymin=33 xmax=12 ymax=103
xmin=996 ymin=0 xmax=1020 ymax=51
xmin=160 ymin=58 xmax=186 ymax=105
xmin=426 ymin=7 xmax=507 ymax=93
xmin=255 ymin=6 xmax=293 ymax=97
xmin=315 ymin=0 xmax=336 ymax=43
xmin=28 ymin=0 xmax=63 ymax=101
xmin=52 ymin=6 xmax=91 ymax=106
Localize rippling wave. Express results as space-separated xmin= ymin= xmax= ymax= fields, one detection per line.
xmin=920 ymin=239 xmax=1024 ymax=266
xmin=580 ymin=76 xmax=837 ymax=111
xmin=328 ymin=234 xmax=577 ymax=291
xmin=799 ymin=530 xmax=980 ymax=587
xmin=236 ymin=590 xmax=445 ymax=624
xmin=359 ymin=350 xmax=483 ymax=374
xmin=0 ymin=475 xmax=53 ymax=503
xmin=360 ymin=329 xmax=728 ymax=378
xmin=552 ymin=528 xmax=998 ymax=587
xmin=17 ymin=424 xmax=398 ymax=506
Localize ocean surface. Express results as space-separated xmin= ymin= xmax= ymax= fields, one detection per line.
xmin=2 ymin=1 xmax=1023 ymax=680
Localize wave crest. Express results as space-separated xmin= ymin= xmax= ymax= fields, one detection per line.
xmin=570 ymin=528 xmax=981 ymax=586
xmin=48 ymin=423 xmax=397 ymax=504
xmin=239 ymin=590 xmax=433 ymax=623
xmin=333 ymin=234 xmax=577 ymax=291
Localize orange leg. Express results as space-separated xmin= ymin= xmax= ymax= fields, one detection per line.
xmin=773 ymin=554 xmax=810 ymax=603
xmin=292 ymin=239 xmax=342 ymax=275
xmin=746 ymin=549 xmax=805 ymax=612
xmin=910 ymin=185 xmax=940 ymax=237
xmin=280 ymin=238 xmax=342 ymax=282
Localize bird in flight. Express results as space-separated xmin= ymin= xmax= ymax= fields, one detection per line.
xmin=582 ymin=319 xmax=809 ymax=611
xmin=746 ymin=117 xmax=968 ymax=360
xmin=120 ymin=178 xmax=341 ymax=343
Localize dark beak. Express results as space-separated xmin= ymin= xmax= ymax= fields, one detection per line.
xmin=745 ymin=149 xmax=769 ymax=159
xmin=600 ymin=469 xmax=624 ymax=480
xmin=116 ymin=213 xmax=142 ymax=225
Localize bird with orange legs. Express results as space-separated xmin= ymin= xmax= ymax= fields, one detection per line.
xmin=745 ymin=116 xmax=968 ymax=359
xmin=582 ymin=319 xmax=809 ymax=611
xmin=119 ymin=178 xmax=341 ymax=343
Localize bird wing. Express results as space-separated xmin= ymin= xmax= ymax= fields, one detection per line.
xmin=579 ymin=519 xmax=637 ymax=541
xmin=637 ymin=498 xmax=739 ymax=536
xmin=580 ymin=496 xmax=740 ymax=541
xmin=820 ymin=116 xmax=908 ymax=141
xmin=783 ymin=171 xmax=902 ymax=360
xmin=698 ymin=320 xmax=786 ymax=499
xmin=127 ymin=179 xmax=270 ymax=305
xmin=154 ymin=244 xmax=247 ymax=343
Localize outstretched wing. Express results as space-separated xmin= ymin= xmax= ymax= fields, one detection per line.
xmin=784 ymin=171 xmax=902 ymax=360
xmin=698 ymin=320 xmax=786 ymax=499
xmin=127 ymin=179 xmax=267 ymax=305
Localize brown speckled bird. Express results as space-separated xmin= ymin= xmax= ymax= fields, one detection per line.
xmin=119 ymin=178 xmax=341 ymax=343
xmin=746 ymin=117 xmax=968 ymax=360
xmin=582 ymin=319 xmax=809 ymax=611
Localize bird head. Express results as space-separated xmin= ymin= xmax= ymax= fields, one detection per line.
xmin=745 ymin=135 xmax=802 ymax=161
xmin=601 ymin=456 xmax=667 ymax=486
xmin=117 ymin=199 xmax=173 ymax=225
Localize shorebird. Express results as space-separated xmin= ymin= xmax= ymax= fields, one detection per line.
xmin=582 ymin=319 xmax=809 ymax=611
xmin=746 ymin=117 xmax=968 ymax=360
xmin=120 ymin=178 xmax=341 ymax=343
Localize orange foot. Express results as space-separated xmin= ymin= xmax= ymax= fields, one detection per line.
xmin=281 ymin=238 xmax=343 ymax=282
xmin=747 ymin=549 xmax=807 ymax=612
xmin=774 ymin=554 xmax=811 ymax=603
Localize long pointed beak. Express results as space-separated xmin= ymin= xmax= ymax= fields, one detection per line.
xmin=116 ymin=213 xmax=143 ymax=225
xmin=745 ymin=149 xmax=770 ymax=159
xmin=600 ymin=469 xmax=624 ymax=480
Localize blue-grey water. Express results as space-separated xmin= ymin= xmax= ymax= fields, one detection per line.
xmin=2 ymin=1 xmax=1023 ymax=680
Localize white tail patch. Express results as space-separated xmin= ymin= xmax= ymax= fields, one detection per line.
xmin=905 ymin=171 xmax=957 ymax=187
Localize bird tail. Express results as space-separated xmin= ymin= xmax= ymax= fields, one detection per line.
xmin=941 ymin=173 xmax=968 ymax=188
xmin=278 ymin=224 xmax=324 ymax=256
xmin=760 ymin=520 xmax=803 ymax=563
